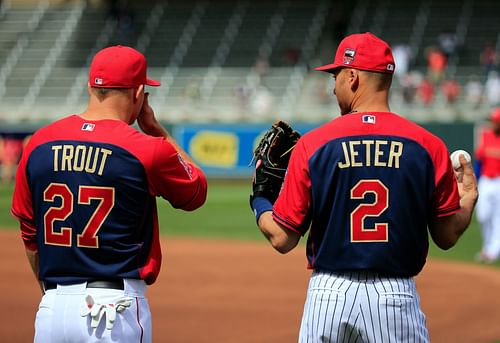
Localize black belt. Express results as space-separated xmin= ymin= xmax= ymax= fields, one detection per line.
xmin=44 ymin=280 xmax=124 ymax=290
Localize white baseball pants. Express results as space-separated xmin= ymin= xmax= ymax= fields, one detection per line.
xmin=34 ymin=279 xmax=151 ymax=343
xmin=476 ymin=176 xmax=500 ymax=260
xmin=298 ymin=271 xmax=430 ymax=343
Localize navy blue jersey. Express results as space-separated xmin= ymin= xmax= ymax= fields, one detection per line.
xmin=12 ymin=115 xmax=207 ymax=284
xmin=273 ymin=112 xmax=459 ymax=277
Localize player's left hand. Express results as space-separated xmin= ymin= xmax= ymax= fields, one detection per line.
xmin=455 ymin=154 xmax=478 ymax=206
xmin=250 ymin=121 xmax=301 ymax=204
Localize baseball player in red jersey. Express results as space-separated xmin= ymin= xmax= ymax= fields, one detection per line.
xmin=475 ymin=107 xmax=500 ymax=263
xmin=11 ymin=46 xmax=207 ymax=342
xmin=250 ymin=32 xmax=478 ymax=342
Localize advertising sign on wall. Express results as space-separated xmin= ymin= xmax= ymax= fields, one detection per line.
xmin=174 ymin=123 xmax=318 ymax=177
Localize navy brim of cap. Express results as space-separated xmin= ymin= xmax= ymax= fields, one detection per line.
xmin=314 ymin=63 xmax=341 ymax=73
xmin=146 ymin=78 xmax=161 ymax=86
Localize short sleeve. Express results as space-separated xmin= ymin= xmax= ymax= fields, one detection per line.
xmin=148 ymin=139 xmax=207 ymax=211
xmin=431 ymin=140 xmax=460 ymax=217
xmin=11 ymin=146 xmax=38 ymax=250
xmin=273 ymin=138 xmax=312 ymax=235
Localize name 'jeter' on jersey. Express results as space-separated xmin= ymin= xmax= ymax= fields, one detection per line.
xmin=337 ymin=139 xmax=403 ymax=169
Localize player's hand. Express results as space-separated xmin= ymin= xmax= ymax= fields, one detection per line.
xmin=137 ymin=92 xmax=157 ymax=131
xmin=456 ymin=154 xmax=478 ymax=207
xmin=137 ymin=92 xmax=170 ymax=138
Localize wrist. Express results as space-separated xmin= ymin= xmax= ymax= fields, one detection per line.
xmin=140 ymin=120 xmax=168 ymax=138
xmin=250 ymin=196 xmax=273 ymax=224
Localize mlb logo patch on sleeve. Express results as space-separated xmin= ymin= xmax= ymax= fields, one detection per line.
xmin=362 ymin=114 xmax=376 ymax=124
xmin=81 ymin=123 xmax=95 ymax=131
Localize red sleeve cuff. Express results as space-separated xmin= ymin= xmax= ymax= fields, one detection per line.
xmin=273 ymin=212 xmax=306 ymax=235
xmin=435 ymin=204 xmax=461 ymax=218
xmin=18 ymin=220 xmax=38 ymax=251
xmin=23 ymin=241 xmax=38 ymax=251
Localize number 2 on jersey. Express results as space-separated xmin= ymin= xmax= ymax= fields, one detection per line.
xmin=350 ymin=179 xmax=388 ymax=242
xmin=43 ymin=183 xmax=115 ymax=248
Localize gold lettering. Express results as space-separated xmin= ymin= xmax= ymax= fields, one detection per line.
xmin=362 ymin=140 xmax=374 ymax=166
xmin=374 ymin=140 xmax=387 ymax=167
xmin=337 ymin=139 xmax=403 ymax=169
xmin=73 ymin=145 xmax=86 ymax=172
xmin=52 ymin=145 xmax=62 ymax=172
xmin=85 ymin=146 xmax=97 ymax=173
xmin=97 ymin=148 xmax=112 ymax=176
xmin=61 ymin=145 xmax=74 ymax=171
xmin=338 ymin=141 xmax=350 ymax=168
xmin=50 ymin=144 xmax=113 ymax=176
xmin=349 ymin=141 xmax=362 ymax=167
xmin=388 ymin=141 xmax=403 ymax=168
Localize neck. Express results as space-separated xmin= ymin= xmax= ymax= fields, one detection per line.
xmin=349 ymin=90 xmax=390 ymax=113
xmin=80 ymin=111 xmax=124 ymax=121
xmin=80 ymin=92 xmax=134 ymax=123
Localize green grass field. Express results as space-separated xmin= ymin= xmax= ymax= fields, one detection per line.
xmin=1 ymin=181 xmax=498 ymax=267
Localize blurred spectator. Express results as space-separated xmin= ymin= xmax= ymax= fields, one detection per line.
xmin=314 ymin=76 xmax=333 ymax=105
xmin=233 ymin=82 xmax=252 ymax=116
xmin=0 ymin=136 xmax=23 ymax=183
xmin=107 ymin=0 xmax=135 ymax=45
xmin=254 ymin=56 xmax=270 ymax=78
xmin=480 ymin=41 xmax=498 ymax=80
xmin=441 ymin=78 xmax=461 ymax=104
xmin=401 ymin=71 xmax=419 ymax=104
xmin=392 ymin=43 xmax=412 ymax=85
xmin=485 ymin=71 xmax=500 ymax=107
xmin=284 ymin=47 xmax=300 ymax=65
xmin=464 ymin=74 xmax=484 ymax=109
xmin=417 ymin=77 xmax=435 ymax=106
xmin=438 ymin=29 xmax=459 ymax=60
xmin=182 ymin=77 xmax=201 ymax=104
xmin=250 ymin=85 xmax=275 ymax=118
xmin=425 ymin=46 xmax=447 ymax=85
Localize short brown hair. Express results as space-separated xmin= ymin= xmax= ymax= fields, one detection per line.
xmin=91 ymin=87 xmax=129 ymax=99
xmin=362 ymin=70 xmax=393 ymax=91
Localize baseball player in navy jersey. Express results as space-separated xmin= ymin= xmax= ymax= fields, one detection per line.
xmin=11 ymin=45 xmax=207 ymax=342
xmin=251 ymin=32 xmax=478 ymax=342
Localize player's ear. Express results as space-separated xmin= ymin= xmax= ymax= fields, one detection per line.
xmin=349 ymin=69 xmax=359 ymax=91
xmin=134 ymin=85 xmax=144 ymax=102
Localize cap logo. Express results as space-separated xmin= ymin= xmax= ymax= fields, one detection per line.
xmin=94 ymin=78 xmax=103 ymax=85
xmin=387 ymin=64 xmax=394 ymax=71
xmin=343 ymin=48 xmax=356 ymax=65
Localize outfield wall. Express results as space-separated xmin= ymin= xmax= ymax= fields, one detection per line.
xmin=0 ymin=121 xmax=477 ymax=178
xmin=173 ymin=122 xmax=476 ymax=177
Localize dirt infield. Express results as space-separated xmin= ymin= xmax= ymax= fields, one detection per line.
xmin=1 ymin=230 xmax=500 ymax=343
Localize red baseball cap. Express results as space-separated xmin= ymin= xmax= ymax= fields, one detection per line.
xmin=89 ymin=45 xmax=160 ymax=88
xmin=491 ymin=107 xmax=500 ymax=122
xmin=315 ymin=32 xmax=395 ymax=74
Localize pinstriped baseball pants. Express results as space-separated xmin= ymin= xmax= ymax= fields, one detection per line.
xmin=298 ymin=271 xmax=430 ymax=343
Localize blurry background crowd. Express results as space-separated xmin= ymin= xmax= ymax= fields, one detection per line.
xmin=0 ymin=0 xmax=499 ymax=182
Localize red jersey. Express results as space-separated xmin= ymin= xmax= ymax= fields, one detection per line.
xmin=475 ymin=128 xmax=500 ymax=178
xmin=11 ymin=115 xmax=207 ymax=285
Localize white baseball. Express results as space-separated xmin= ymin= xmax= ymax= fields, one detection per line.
xmin=450 ymin=149 xmax=471 ymax=170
